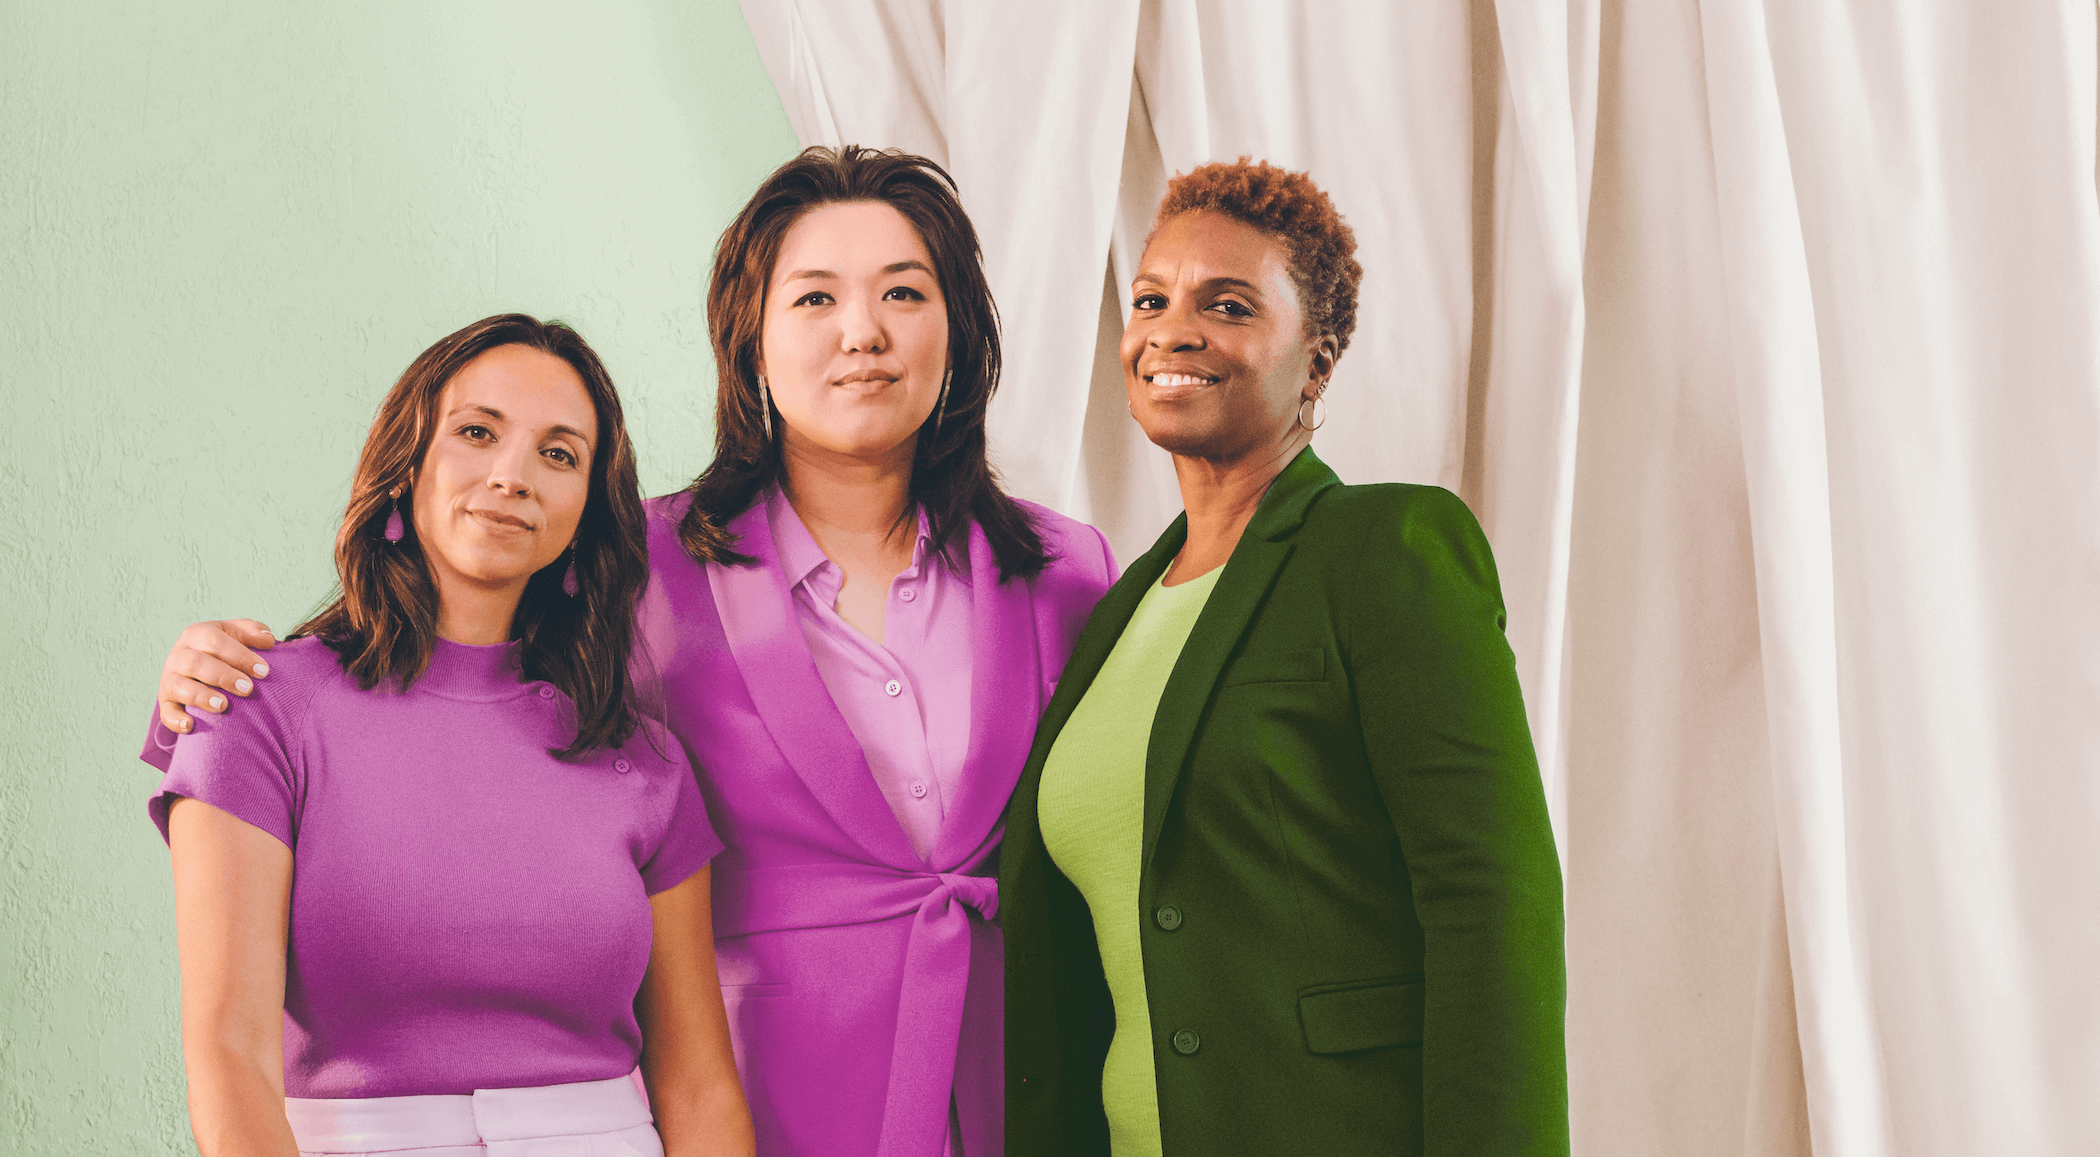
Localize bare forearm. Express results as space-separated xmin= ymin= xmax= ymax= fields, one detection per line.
xmin=635 ymin=870 xmax=754 ymax=1156
xmin=644 ymin=1056 xmax=756 ymax=1157
xmin=184 ymin=1045 xmax=299 ymax=1157
xmin=170 ymin=801 xmax=298 ymax=1157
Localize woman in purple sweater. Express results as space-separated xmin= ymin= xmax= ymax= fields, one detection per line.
xmin=148 ymin=315 xmax=755 ymax=1156
xmin=150 ymin=150 xmax=1116 ymax=1156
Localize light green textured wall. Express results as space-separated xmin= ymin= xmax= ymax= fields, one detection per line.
xmin=0 ymin=2 xmax=797 ymax=1150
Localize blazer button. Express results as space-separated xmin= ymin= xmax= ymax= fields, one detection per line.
xmin=1153 ymin=905 xmax=1183 ymax=931
xmin=1171 ymin=1029 xmax=1201 ymax=1055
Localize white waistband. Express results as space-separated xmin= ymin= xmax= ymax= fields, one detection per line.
xmin=284 ymin=1074 xmax=652 ymax=1150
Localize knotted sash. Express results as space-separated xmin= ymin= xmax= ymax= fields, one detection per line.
xmin=713 ymin=861 xmax=999 ymax=1157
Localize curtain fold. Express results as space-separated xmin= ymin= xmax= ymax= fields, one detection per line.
xmin=1690 ymin=1 xmax=1889 ymax=1153
xmin=733 ymin=2 xmax=2100 ymax=1152
xmin=1479 ymin=0 xmax=1591 ymax=842
xmin=1757 ymin=3 xmax=2100 ymax=1151
xmin=941 ymin=4 xmax=1143 ymax=510
xmin=1567 ymin=3 xmax=1805 ymax=1148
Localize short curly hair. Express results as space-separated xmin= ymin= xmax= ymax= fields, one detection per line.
xmin=1153 ymin=157 xmax=1363 ymax=355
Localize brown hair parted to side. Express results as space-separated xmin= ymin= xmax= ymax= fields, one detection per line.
xmin=678 ymin=144 xmax=1051 ymax=581
xmin=1154 ymin=157 xmax=1363 ymax=356
xmin=293 ymin=313 xmax=649 ymax=760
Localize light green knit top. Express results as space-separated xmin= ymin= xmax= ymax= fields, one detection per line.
xmin=1036 ymin=564 xmax=1222 ymax=1157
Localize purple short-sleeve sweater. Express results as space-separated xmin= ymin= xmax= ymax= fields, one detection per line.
xmin=145 ymin=635 xmax=720 ymax=1099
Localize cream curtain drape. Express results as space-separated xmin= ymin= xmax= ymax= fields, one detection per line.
xmin=733 ymin=2 xmax=2100 ymax=1153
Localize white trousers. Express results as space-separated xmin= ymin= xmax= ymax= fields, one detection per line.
xmin=284 ymin=1073 xmax=662 ymax=1157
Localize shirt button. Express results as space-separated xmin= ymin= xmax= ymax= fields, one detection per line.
xmin=884 ymin=679 xmax=902 ymax=697
xmin=899 ymin=587 xmax=916 ymax=602
xmin=538 ymin=686 xmax=556 ymax=699
xmin=910 ymin=781 xmax=927 ymax=798
xmin=614 ymin=758 xmax=633 ymax=774
xmin=1154 ymin=905 xmax=1183 ymax=932
xmin=1171 ymin=1029 xmax=1201 ymax=1055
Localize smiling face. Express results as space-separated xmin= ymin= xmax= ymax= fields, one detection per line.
xmin=409 ymin=343 xmax=598 ymax=601
xmin=1123 ymin=210 xmax=1335 ymax=464
xmin=757 ymin=200 xmax=950 ymax=469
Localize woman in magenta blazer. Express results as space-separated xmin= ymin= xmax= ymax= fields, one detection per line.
xmin=149 ymin=148 xmax=1115 ymax=1157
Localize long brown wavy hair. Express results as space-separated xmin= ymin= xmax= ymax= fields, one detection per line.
xmin=678 ymin=145 xmax=1051 ymax=580
xmin=293 ymin=313 xmax=649 ymax=759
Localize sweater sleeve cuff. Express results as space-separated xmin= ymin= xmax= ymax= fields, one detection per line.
xmin=139 ymin=705 xmax=179 ymax=773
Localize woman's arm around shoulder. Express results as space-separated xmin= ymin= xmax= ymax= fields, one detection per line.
xmin=168 ymin=798 xmax=298 ymax=1157
xmin=1335 ymin=482 xmax=1570 ymax=1156
xmin=635 ymin=866 xmax=757 ymax=1157
xmin=145 ymin=637 xmax=335 ymax=815
xmin=152 ymin=619 xmax=279 ymax=739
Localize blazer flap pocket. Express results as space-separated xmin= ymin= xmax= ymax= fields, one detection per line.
xmin=1299 ymin=977 xmax=1423 ymax=1055
xmin=1222 ymin=648 xmax=1326 ymax=687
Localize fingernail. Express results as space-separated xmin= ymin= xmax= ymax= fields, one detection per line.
xmin=208 ymin=696 xmax=226 ymax=711
xmin=259 ymin=626 xmax=274 ymax=636
xmin=254 ymin=662 xmax=270 ymax=677
xmin=235 ymin=678 xmax=253 ymax=695
xmin=175 ymin=718 xmax=190 ymax=733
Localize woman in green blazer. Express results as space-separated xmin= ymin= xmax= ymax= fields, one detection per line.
xmin=1000 ymin=160 xmax=1569 ymax=1157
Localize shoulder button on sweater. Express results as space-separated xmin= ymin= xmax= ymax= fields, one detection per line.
xmin=1154 ymin=905 xmax=1183 ymax=931
xmin=1170 ymin=1029 xmax=1201 ymax=1055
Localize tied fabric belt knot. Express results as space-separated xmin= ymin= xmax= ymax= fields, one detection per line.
xmin=926 ymin=869 xmax=999 ymax=922
xmin=713 ymin=862 xmax=999 ymax=1157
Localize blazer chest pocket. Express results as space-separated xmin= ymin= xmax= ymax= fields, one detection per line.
xmin=1298 ymin=976 xmax=1423 ymax=1054
xmin=1221 ymin=648 xmax=1326 ymax=687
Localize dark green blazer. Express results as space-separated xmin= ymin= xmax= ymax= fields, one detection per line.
xmin=1001 ymin=448 xmax=1569 ymax=1157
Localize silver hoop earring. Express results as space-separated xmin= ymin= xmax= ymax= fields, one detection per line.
xmin=932 ymin=367 xmax=951 ymax=440
xmin=1297 ymin=394 xmax=1327 ymax=432
xmin=758 ymin=374 xmax=773 ymax=441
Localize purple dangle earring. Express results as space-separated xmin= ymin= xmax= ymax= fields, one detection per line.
xmin=383 ymin=489 xmax=405 ymax=543
xmin=561 ymin=548 xmax=580 ymax=597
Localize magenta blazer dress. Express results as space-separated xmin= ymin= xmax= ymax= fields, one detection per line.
xmin=636 ymin=493 xmax=1115 ymax=1157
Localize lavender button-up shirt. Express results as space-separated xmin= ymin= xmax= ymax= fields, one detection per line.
xmin=763 ymin=486 xmax=974 ymax=861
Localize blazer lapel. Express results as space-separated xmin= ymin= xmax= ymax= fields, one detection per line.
xmin=1004 ymin=518 xmax=1182 ymax=878
xmin=1141 ymin=448 xmax=1343 ymax=872
xmin=931 ymin=523 xmax=1041 ymax=867
xmin=708 ymin=501 xmax=919 ymax=866
xmin=1024 ymin=519 xmax=1183 ymax=781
